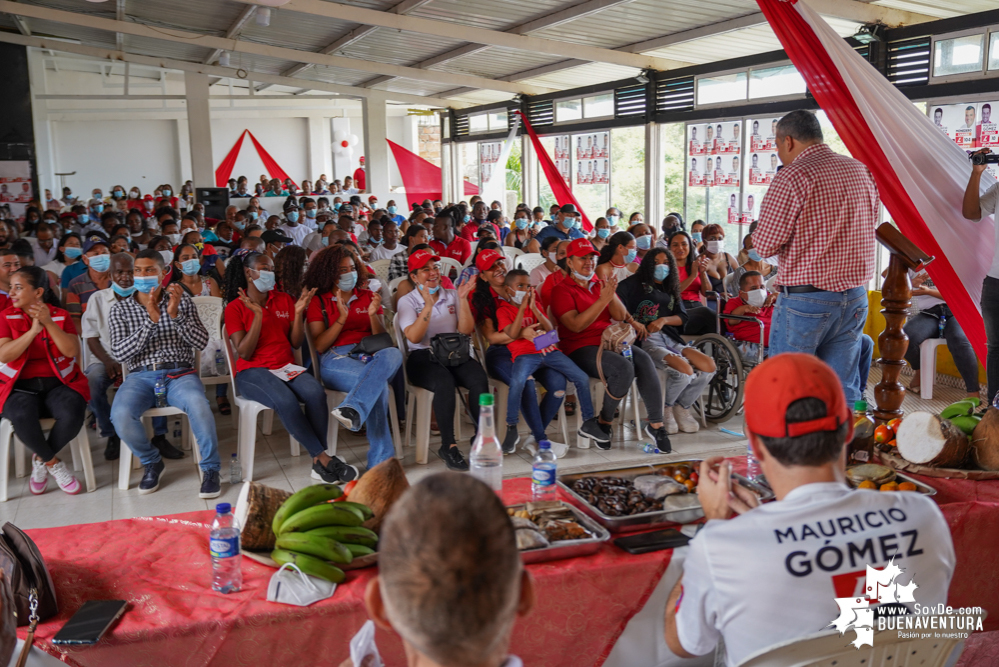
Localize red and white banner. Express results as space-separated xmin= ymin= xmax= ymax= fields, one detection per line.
xmin=757 ymin=0 xmax=997 ymax=360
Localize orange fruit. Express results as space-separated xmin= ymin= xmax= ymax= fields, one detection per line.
xmin=857 ymin=480 xmax=877 ymax=489
xmin=880 ymin=482 xmax=899 ymax=492
xmin=888 ymin=439 xmax=897 ymax=448
xmin=673 ymin=473 xmax=687 ymax=484
xmin=898 ymin=482 xmax=918 ymax=492
xmin=874 ymin=424 xmax=892 ymax=444
xmin=683 ymin=479 xmax=696 ymax=492
xmin=887 ymin=418 xmax=902 ymax=433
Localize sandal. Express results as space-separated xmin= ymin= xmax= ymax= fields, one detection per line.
xmin=217 ymin=396 xmax=232 ymax=415
xmin=564 ymin=400 xmax=576 ymax=417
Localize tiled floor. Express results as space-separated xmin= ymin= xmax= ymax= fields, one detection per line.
xmin=5 ymin=371 xmax=975 ymax=530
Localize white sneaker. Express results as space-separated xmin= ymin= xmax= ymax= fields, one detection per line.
xmin=548 ymin=441 xmax=569 ymax=459
xmin=674 ymin=405 xmax=700 ymax=433
xmin=662 ymin=408 xmax=679 ymax=435
xmin=48 ymin=461 xmax=82 ymax=495
xmin=29 ymin=457 xmax=48 ymax=495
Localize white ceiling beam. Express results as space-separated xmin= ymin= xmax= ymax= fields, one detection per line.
xmin=0 ymin=1 xmax=539 ymax=96
xmin=800 ymin=0 xmax=935 ymax=26
xmin=115 ymin=0 xmax=125 ymax=52
xmin=235 ymin=0 xmax=683 ymax=71
xmin=10 ymin=14 xmax=30 ymax=36
xmin=623 ymin=13 xmax=769 ymax=54
xmin=0 ymin=31 xmax=464 ymax=108
xmin=203 ymin=4 xmax=257 ymax=65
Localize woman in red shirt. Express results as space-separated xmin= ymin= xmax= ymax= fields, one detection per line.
xmin=0 ymin=266 xmax=89 ymax=495
xmin=550 ymin=238 xmax=671 ymax=453
xmin=223 ymin=250 xmax=357 ymax=484
xmin=304 ymin=245 xmax=402 ymax=471
xmin=668 ymin=231 xmax=717 ymax=335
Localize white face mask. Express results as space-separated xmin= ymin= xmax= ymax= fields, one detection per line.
xmin=745 ymin=288 xmax=767 ymax=308
xmin=548 ymin=251 xmax=559 ymax=264
xmin=266 ymin=564 xmax=336 ymax=607
xmin=510 ymin=290 xmax=527 ymax=305
xmin=705 ymin=240 xmax=723 ymax=255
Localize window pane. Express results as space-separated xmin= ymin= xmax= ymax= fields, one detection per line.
xmin=469 ymin=114 xmax=488 ymax=133
xmin=934 ymin=34 xmax=984 ymax=77
xmin=583 ymin=94 xmax=613 ymax=118
xmin=989 ymin=32 xmax=999 ymax=70
xmin=488 ymin=111 xmax=508 ymax=131
xmin=696 ymin=72 xmax=747 ymax=106
xmin=556 ymin=99 xmax=582 ymax=122
xmin=749 ymin=65 xmax=806 ymax=99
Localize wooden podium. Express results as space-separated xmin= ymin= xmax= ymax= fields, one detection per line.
xmin=874 ymin=223 xmax=933 ymax=422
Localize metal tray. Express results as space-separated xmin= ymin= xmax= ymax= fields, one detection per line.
xmin=557 ymin=461 xmax=775 ymax=533
xmin=507 ymin=502 xmax=610 ymax=564
xmin=845 ymin=470 xmax=936 ymax=496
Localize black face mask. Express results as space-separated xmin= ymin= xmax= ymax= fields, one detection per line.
xmin=556 ymin=258 xmax=568 ymax=271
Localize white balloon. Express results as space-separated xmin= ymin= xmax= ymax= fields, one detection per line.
xmin=333 ymin=129 xmax=348 ymax=142
xmin=348 ymin=134 xmax=358 ymax=146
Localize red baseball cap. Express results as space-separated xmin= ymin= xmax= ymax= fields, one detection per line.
xmin=565 ymin=238 xmax=598 ymax=258
xmin=475 ymin=249 xmax=504 ymax=272
xmin=744 ymin=353 xmax=851 ymax=438
xmin=407 ymin=248 xmax=440 ymax=272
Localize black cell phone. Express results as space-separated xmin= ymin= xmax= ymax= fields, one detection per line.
xmin=614 ymin=528 xmax=690 ymax=554
xmin=52 ymin=600 xmax=127 ymax=645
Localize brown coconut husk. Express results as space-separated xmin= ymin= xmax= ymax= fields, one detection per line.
xmin=348 ymin=458 xmax=410 ymax=534
xmin=972 ymin=407 xmax=999 ymax=471
xmin=896 ymin=411 xmax=970 ymax=468
xmin=234 ymin=481 xmax=292 ymax=551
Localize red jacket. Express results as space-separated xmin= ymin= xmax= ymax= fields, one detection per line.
xmin=0 ymin=305 xmax=90 ymax=410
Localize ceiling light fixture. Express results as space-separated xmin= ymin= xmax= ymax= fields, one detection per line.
xmin=255 ymin=7 xmax=271 ymax=26
xmin=852 ymin=23 xmax=885 ymax=44
xmin=219 ymin=51 xmax=231 ymax=67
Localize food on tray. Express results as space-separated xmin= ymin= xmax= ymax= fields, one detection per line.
xmin=570 ymin=477 xmax=665 ymax=516
xmin=972 ymin=408 xmax=999 ymax=471
xmin=345 ymin=458 xmax=410 ymax=533
xmin=633 ymin=475 xmax=686 ymax=500
xmin=506 ymin=502 xmax=593 ymax=550
xmin=845 ymin=463 xmax=895 ymax=487
xmin=857 ymin=480 xmax=877 ymax=490
xmin=898 ymin=482 xmax=918 ymax=492
xmin=516 ymin=529 xmax=550 ymax=550
xmin=896 ymin=412 xmax=971 ymax=468
xmin=879 ymin=481 xmax=899 ymax=492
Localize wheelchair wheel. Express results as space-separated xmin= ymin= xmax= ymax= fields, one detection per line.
xmin=692 ymin=334 xmax=744 ymax=424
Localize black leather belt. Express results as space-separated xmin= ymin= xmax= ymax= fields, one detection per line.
xmin=135 ymin=362 xmax=191 ymax=373
xmin=780 ymin=285 xmax=827 ymax=294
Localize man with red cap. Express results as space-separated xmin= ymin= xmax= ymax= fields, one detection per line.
xmin=665 ymin=354 xmax=955 ymax=666
xmin=353 ymin=156 xmax=366 ymax=192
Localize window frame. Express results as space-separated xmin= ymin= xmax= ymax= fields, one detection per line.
xmin=930 ymin=27 xmax=993 ymax=82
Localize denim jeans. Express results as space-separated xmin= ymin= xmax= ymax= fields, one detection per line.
xmin=486 ymin=345 xmax=564 ymax=440
xmin=237 ymin=368 xmax=329 ymax=459
xmin=982 ymin=276 xmax=999 ymax=402
xmin=111 ymin=370 xmax=221 ymax=472
xmin=320 ymin=345 xmax=403 ymax=469
xmin=505 ymin=351 xmax=595 ymax=438
xmin=859 ymin=334 xmax=874 ymax=390
xmin=769 ymin=287 xmax=868 ymax=404
xmin=903 ymin=309 xmax=980 ymax=392
xmin=640 ymin=333 xmax=716 ymax=409
xmin=568 ymin=345 xmax=664 ymax=423
xmin=85 ymin=362 xmax=117 ymax=438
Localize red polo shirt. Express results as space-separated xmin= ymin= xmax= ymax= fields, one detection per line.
xmin=539 ymin=270 xmax=568 ymax=312
xmin=430 ymin=237 xmax=471 ymax=265
xmin=496 ymin=299 xmax=539 ymax=360
xmin=224 ymin=291 xmax=296 ymax=372
xmin=723 ymin=297 xmax=773 ymax=346
xmin=550 ymin=276 xmax=612 ymax=355
xmin=306 ymin=289 xmax=381 ymax=347
xmin=459 ymin=221 xmax=500 ymax=243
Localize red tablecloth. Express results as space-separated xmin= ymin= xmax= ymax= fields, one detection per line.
xmin=17 ymin=478 xmax=672 ymax=667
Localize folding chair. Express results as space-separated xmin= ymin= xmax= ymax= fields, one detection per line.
xmin=2 ymin=419 xmax=97 ymax=501
xmin=192 ymin=296 xmax=236 ymax=431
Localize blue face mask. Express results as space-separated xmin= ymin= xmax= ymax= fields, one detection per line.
xmin=253 ymin=270 xmax=276 ymax=292
xmin=88 ymin=254 xmax=111 ymax=272
xmin=387 ymin=206 xmax=397 ymax=215
xmin=369 ymin=237 xmax=382 ymax=245
xmin=248 ymin=212 xmax=258 ymax=221
xmin=596 ymin=228 xmax=611 ymax=239
xmin=654 ymin=264 xmax=671 ymax=282
xmin=92 ymin=204 xmax=103 ymax=214
xmin=234 ymin=220 xmax=246 ymax=230
xmin=338 ymin=270 xmax=358 ymax=292
xmin=624 ymin=248 xmax=638 ymax=264
xmin=305 ymin=209 xmax=316 ymax=219
xmin=334 ymin=203 xmax=342 ymax=211
xmin=463 ymin=215 xmax=471 ymax=224
xmin=134 ymin=275 xmax=159 ymax=293
xmin=112 ymin=282 xmax=136 ymax=297
xmin=747 ymin=249 xmax=762 ymax=262
xmin=515 ymin=218 xmax=529 ymax=230
xmin=691 ymin=232 xmax=702 ymax=243
xmin=321 ymin=236 xmax=330 ymax=246
xmin=286 ymin=211 xmax=299 ymax=223
xmin=607 ymin=215 xmax=618 ymax=226
xmin=563 ymin=217 xmax=577 ymax=230
xmin=64 ymin=247 xmax=82 ymax=259
xmin=417 ymin=283 xmax=441 ymax=295
xmin=113 ymin=190 xmax=123 ymax=198
xmin=636 ymin=234 xmax=652 ymax=250
xmin=180 ymin=258 xmax=201 ymax=276
xmin=162 ymin=189 xmax=172 ymax=197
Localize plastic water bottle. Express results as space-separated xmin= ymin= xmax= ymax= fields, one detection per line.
xmin=643 ymin=443 xmax=661 ymax=454
xmin=470 ymin=394 xmax=503 ymax=493
xmin=358 ymin=353 xmax=372 ymax=364
xmin=746 ymin=441 xmax=762 ymax=480
xmin=622 ymin=343 xmax=633 ymax=363
xmin=173 ymin=419 xmax=181 ymax=440
xmin=215 ymin=348 xmax=226 ymax=376
xmin=532 ymin=440 xmax=557 ymax=500
xmin=210 ymin=503 xmax=242 ymax=593
xmin=938 ymin=315 xmax=946 ymax=338
xmin=229 ymin=453 xmax=242 ymax=485
xmin=154 ymin=374 xmax=168 ymax=408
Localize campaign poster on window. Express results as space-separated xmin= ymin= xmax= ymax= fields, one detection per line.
xmin=977 ymin=102 xmax=999 ymax=147
xmin=0 ymin=161 xmax=32 ymax=223
xmin=553 ymin=135 xmax=570 ymax=160
xmin=688 ymin=156 xmax=705 ymax=187
xmin=710 ymin=154 xmax=741 ymax=188
xmin=558 ymin=159 xmax=570 ymax=182
xmin=708 ymin=122 xmax=725 ymax=155
xmin=931 ymin=103 xmax=978 ymax=150
xmin=747 ymin=150 xmax=779 ymax=185
xmin=741 ymin=192 xmax=758 ymax=225
xmin=592 ymin=132 xmax=609 ymax=159
xmin=478 ymin=141 xmax=502 ymax=184
xmin=726 ymin=192 xmax=740 ymax=224
xmin=704 ymin=156 xmax=716 ymax=188
xmin=688 ymin=124 xmax=707 ymax=156
xmin=722 ymin=120 xmax=742 ymax=154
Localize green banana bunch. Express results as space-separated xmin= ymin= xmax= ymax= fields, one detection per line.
xmin=276 ymin=533 xmax=353 ymax=564
xmin=344 ymin=543 xmax=376 ymax=558
xmin=271 ymin=548 xmax=345 ymax=584
xmin=941 ymin=398 xmax=981 ymax=435
xmin=306 ymin=526 xmax=378 ymax=549
xmin=335 ymin=501 xmax=375 ymax=521
xmin=271 ymin=484 xmax=343 ymax=535
xmin=278 ymin=503 xmax=363 ymax=534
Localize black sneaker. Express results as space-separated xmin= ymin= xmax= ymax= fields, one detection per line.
xmin=138 ymin=459 xmax=165 ymax=495
xmin=151 ymin=434 xmax=184 ymax=460
xmin=329 ymin=456 xmax=359 ymax=483
xmin=644 ymin=423 xmax=672 ymax=454
xmin=331 ymin=407 xmax=360 ymax=432
xmin=578 ymin=417 xmax=611 ymax=445
xmin=592 ymin=421 xmax=613 ymax=450
xmin=502 ymin=427 xmax=520 ymax=455
xmin=199 ymin=469 xmax=222 ymax=499
xmin=310 ymin=460 xmax=339 ymax=483
xmin=438 ymin=444 xmax=469 ymax=471
xmin=104 ymin=435 xmax=120 ymax=461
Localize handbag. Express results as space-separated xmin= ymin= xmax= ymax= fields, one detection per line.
xmin=0 ymin=522 xmax=58 ymax=667
xmin=430 ymin=333 xmax=471 ymax=367
xmin=596 ymin=322 xmax=637 ymax=401
xmin=349 ymin=333 xmax=395 ymax=356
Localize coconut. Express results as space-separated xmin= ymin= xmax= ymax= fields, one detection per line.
xmin=348 ymin=458 xmax=410 ymax=533
xmin=971 ymin=407 xmax=999 ymax=471
xmin=234 ymin=481 xmax=292 ymax=551
xmin=896 ymin=411 xmax=970 ymax=468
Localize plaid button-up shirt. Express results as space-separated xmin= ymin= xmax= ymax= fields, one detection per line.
xmin=108 ymin=291 xmax=208 ymax=371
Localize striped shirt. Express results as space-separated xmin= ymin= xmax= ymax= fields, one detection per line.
xmin=108 ymin=291 xmax=208 ymax=371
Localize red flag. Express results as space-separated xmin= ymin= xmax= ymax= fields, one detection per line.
xmin=214 ymin=130 xmax=246 ymax=187
xmin=387 ymin=139 xmax=479 ymax=208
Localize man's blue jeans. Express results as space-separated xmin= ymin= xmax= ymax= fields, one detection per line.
xmin=505 ymin=350 xmax=595 ymax=438
xmin=770 ymin=287 xmax=868 ymax=403
xmin=320 ymin=345 xmax=402 ymax=469
xmin=486 ymin=345 xmax=564 ymax=442
xmin=111 ymin=370 xmax=220 ymax=471
xmin=85 ymin=363 xmax=116 ymax=438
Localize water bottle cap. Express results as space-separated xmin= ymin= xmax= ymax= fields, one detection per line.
xmin=216 ymin=503 xmax=231 ymax=514
xmin=854 ymin=400 xmax=868 ymax=412
xmin=539 ymin=440 xmax=551 ymax=449
xmin=231 ymin=453 xmax=237 ymax=458
xmin=479 ymin=393 xmax=494 ymax=406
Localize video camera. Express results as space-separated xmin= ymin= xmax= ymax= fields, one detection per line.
xmin=971 ymin=151 xmax=999 ymax=165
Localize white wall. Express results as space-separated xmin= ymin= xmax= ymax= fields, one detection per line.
xmin=53 ymin=119 xmax=181 ymax=196
xmin=212 ymin=117 xmax=310 ymax=186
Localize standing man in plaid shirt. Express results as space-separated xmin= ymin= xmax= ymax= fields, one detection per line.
xmin=109 ymin=248 xmax=222 ymax=498
xmin=753 ymin=110 xmax=879 ymax=403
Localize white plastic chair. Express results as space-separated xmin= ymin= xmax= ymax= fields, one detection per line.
xmin=919 ymin=338 xmax=949 ymax=400
xmin=502 ymin=247 xmax=524 ymax=268
xmin=516 ymin=253 xmax=546 ymax=274
xmin=192 ymin=296 xmax=236 ymax=430
xmin=437 ymin=257 xmax=462 ymax=282
xmin=738 ymin=615 xmax=967 ymax=667
xmin=1 ymin=419 xmax=97 ymax=501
